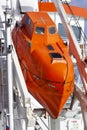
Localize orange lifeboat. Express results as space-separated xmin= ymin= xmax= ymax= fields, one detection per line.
xmin=12 ymin=12 xmax=74 ymax=118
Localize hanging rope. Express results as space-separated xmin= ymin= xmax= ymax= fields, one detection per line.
xmin=61 ymin=0 xmax=87 ymax=44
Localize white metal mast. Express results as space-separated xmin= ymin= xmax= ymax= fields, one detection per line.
xmin=4 ymin=0 xmax=14 ymax=129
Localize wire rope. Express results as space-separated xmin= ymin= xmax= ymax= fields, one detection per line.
xmin=61 ymin=0 xmax=87 ymax=44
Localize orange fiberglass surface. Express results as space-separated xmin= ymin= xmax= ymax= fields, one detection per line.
xmin=12 ymin=12 xmax=74 ymax=118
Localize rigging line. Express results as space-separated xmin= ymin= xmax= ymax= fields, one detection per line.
xmin=20 ymin=58 xmax=74 ymax=85
xmin=63 ymin=0 xmax=87 ymax=43
xmin=63 ymin=57 xmax=69 ymax=84
xmin=19 ymin=59 xmax=48 ymax=87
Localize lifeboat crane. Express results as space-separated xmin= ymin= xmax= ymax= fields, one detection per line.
xmin=53 ymin=0 xmax=87 ymax=130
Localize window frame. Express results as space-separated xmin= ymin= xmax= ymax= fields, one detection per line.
xmin=35 ymin=27 xmax=45 ymax=35
xmin=58 ymin=23 xmax=81 ymax=42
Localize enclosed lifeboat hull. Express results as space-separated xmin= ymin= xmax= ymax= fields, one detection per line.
xmin=12 ymin=12 xmax=74 ymax=118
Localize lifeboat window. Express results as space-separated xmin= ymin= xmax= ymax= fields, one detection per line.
xmin=35 ymin=27 xmax=45 ymax=34
xmin=49 ymin=27 xmax=56 ymax=34
xmin=25 ymin=16 xmax=31 ymax=25
xmin=47 ymin=45 xmax=54 ymax=50
xmin=49 ymin=52 xmax=62 ymax=58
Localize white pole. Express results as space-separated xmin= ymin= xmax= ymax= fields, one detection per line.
xmin=7 ymin=47 xmax=14 ymax=130
xmin=5 ymin=6 xmax=14 ymax=130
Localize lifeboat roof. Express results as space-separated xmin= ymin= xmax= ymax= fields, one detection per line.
xmin=26 ymin=12 xmax=55 ymax=26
